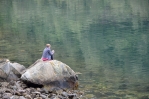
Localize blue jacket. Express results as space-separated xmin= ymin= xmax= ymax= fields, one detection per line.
xmin=42 ymin=47 xmax=53 ymax=60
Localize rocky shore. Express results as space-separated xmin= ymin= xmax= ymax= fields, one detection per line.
xmin=0 ymin=80 xmax=85 ymax=99
xmin=0 ymin=59 xmax=86 ymax=99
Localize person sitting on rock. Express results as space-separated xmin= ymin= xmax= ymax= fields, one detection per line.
xmin=42 ymin=44 xmax=55 ymax=61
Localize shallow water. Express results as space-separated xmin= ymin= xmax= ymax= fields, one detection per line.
xmin=0 ymin=0 xmax=149 ymax=98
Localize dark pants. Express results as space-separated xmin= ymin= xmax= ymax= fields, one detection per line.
xmin=51 ymin=55 xmax=53 ymax=60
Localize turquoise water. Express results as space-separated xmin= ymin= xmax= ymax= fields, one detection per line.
xmin=0 ymin=0 xmax=149 ymax=98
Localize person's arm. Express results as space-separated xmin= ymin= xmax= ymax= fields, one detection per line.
xmin=48 ymin=49 xmax=54 ymax=55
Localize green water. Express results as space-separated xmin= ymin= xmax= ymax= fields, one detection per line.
xmin=0 ymin=0 xmax=149 ymax=98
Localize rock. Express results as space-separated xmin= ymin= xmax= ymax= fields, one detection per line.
xmin=2 ymin=93 xmax=13 ymax=99
xmin=10 ymin=95 xmax=20 ymax=99
xmin=10 ymin=85 xmax=17 ymax=90
xmin=38 ymin=88 xmax=49 ymax=94
xmin=40 ymin=94 xmax=47 ymax=98
xmin=0 ymin=60 xmax=26 ymax=81
xmin=14 ymin=91 xmax=21 ymax=96
xmin=0 ymin=59 xmax=85 ymax=99
xmin=62 ymin=91 xmax=68 ymax=97
xmin=19 ymin=96 xmax=26 ymax=99
xmin=35 ymin=97 xmax=42 ymax=99
xmin=25 ymin=95 xmax=32 ymax=99
xmin=68 ymin=93 xmax=77 ymax=99
xmin=0 ymin=58 xmax=9 ymax=63
xmin=21 ymin=59 xmax=78 ymax=91
xmin=0 ymin=79 xmax=85 ymax=98
xmin=18 ymin=90 xmax=26 ymax=93
xmin=5 ymin=89 xmax=12 ymax=93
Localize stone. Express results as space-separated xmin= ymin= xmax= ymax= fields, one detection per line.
xmin=0 ymin=60 xmax=26 ymax=81
xmin=21 ymin=59 xmax=78 ymax=91
xmin=19 ymin=96 xmax=26 ymax=99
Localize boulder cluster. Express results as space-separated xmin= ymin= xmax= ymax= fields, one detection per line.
xmin=0 ymin=80 xmax=84 ymax=99
xmin=0 ymin=59 xmax=84 ymax=99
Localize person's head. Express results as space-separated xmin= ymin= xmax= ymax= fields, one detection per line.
xmin=46 ymin=44 xmax=51 ymax=48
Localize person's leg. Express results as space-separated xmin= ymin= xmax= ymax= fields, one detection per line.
xmin=51 ymin=55 xmax=53 ymax=60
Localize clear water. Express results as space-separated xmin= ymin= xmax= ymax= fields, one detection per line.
xmin=0 ymin=0 xmax=149 ymax=98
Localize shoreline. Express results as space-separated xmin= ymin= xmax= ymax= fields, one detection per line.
xmin=0 ymin=79 xmax=85 ymax=99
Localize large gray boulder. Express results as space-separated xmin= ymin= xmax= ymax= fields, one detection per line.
xmin=21 ymin=59 xmax=78 ymax=90
xmin=0 ymin=59 xmax=26 ymax=81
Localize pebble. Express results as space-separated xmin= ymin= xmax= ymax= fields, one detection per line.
xmin=40 ymin=94 xmax=47 ymax=98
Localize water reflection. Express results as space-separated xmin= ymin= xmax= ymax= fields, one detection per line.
xmin=0 ymin=0 xmax=149 ymax=98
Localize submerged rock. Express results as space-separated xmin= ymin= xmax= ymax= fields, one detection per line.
xmin=0 ymin=59 xmax=26 ymax=81
xmin=21 ymin=59 xmax=78 ymax=91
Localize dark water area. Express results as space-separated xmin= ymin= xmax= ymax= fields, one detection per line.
xmin=0 ymin=0 xmax=149 ymax=98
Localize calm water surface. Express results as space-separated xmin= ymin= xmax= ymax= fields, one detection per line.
xmin=0 ymin=0 xmax=149 ymax=98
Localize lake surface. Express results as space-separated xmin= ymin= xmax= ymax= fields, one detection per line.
xmin=0 ymin=0 xmax=149 ymax=98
